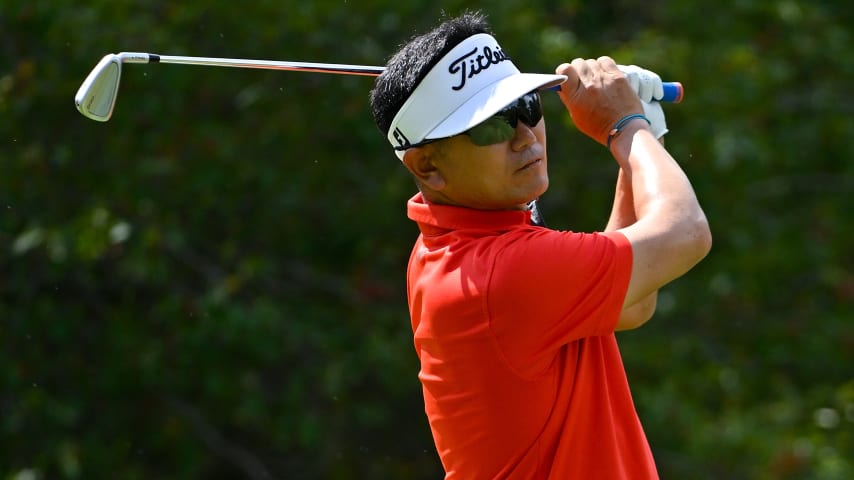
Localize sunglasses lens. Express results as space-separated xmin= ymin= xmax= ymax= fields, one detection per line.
xmin=466 ymin=116 xmax=516 ymax=146
xmin=464 ymin=92 xmax=542 ymax=146
xmin=518 ymin=92 xmax=542 ymax=126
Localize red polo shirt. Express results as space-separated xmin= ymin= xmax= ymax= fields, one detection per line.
xmin=406 ymin=193 xmax=658 ymax=479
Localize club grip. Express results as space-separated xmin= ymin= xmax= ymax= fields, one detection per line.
xmin=661 ymin=82 xmax=683 ymax=103
xmin=549 ymin=81 xmax=683 ymax=103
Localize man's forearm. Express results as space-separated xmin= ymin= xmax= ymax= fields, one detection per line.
xmin=605 ymin=167 xmax=635 ymax=232
xmin=611 ymin=125 xmax=704 ymax=231
xmin=606 ymin=161 xmax=659 ymax=321
xmin=605 ymin=138 xmax=666 ymax=232
xmin=610 ymin=124 xmax=711 ymax=307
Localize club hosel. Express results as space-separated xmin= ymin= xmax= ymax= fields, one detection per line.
xmin=119 ymin=52 xmax=155 ymax=64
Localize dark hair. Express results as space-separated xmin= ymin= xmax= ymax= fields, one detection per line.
xmin=369 ymin=11 xmax=492 ymax=135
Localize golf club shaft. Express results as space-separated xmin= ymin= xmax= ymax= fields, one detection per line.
xmin=117 ymin=52 xmax=684 ymax=102
xmin=120 ymin=52 xmax=384 ymax=76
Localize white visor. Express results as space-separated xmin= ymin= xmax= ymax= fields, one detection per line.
xmin=387 ymin=33 xmax=566 ymax=160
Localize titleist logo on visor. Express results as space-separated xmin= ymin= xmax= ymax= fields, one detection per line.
xmin=448 ymin=45 xmax=510 ymax=91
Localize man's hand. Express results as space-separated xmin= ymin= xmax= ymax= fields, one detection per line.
xmin=555 ymin=57 xmax=646 ymax=146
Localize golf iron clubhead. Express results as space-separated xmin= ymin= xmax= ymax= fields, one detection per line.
xmin=75 ymin=52 xmax=684 ymax=122
xmin=75 ymin=54 xmax=123 ymax=122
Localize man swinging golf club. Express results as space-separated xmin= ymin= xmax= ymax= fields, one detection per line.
xmin=370 ymin=11 xmax=711 ymax=479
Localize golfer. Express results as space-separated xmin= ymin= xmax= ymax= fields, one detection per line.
xmin=370 ymin=11 xmax=711 ymax=479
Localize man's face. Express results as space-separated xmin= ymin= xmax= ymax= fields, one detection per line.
xmin=428 ymin=118 xmax=549 ymax=211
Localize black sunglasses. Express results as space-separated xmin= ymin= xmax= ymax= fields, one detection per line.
xmin=398 ymin=91 xmax=543 ymax=150
xmin=464 ymin=91 xmax=543 ymax=146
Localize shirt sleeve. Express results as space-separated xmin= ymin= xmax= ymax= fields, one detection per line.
xmin=485 ymin=229 xmax=632 ymax=378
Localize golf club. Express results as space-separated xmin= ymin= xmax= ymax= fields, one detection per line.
xmin=75 ymin=52 xmax=684 ymax=122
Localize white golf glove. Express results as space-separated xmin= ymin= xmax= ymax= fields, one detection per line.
xmin=641 ymin=100 xmax=668 ymax=139
xmin=618 ymin=65 xmax=668 ymax=139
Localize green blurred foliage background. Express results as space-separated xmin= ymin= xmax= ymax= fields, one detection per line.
xmin=1 ymin=0 xmax=852 ymax=478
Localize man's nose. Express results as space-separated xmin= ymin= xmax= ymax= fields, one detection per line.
xmin=511 ymin=122 xmax=538 ymax=151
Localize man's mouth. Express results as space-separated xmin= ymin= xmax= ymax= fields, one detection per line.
xmin=517 ymin=158 xmax=542 ymax=171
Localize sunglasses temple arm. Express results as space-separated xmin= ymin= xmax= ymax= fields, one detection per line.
xmin=547 ymin=81 xmax=683 ymax=103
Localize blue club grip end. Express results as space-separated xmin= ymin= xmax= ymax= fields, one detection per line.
xmin=661 ymin=82 xmax=683 ymax=103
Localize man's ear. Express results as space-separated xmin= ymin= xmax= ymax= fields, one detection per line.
xmin=402 ymin=147 xmax=446 ymax=191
